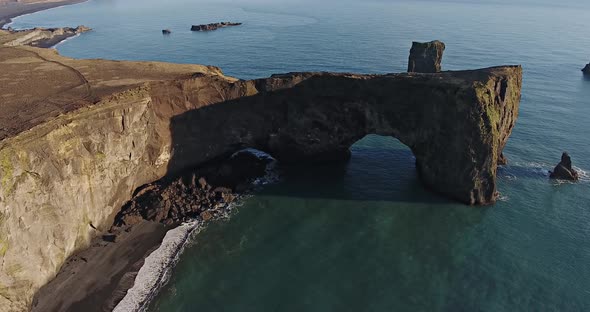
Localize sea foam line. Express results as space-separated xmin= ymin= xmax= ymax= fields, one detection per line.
xmin=50 ymin=32 xmax=82 ymax=48
xmin=113 ymin=220 xmax=204 ymax=312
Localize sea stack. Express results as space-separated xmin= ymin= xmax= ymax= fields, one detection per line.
xmin=407 ymin=40 xmax=446 ymax=73
xmin=549 ymin=152 xmax=579 ymax=181
xmin=582 ymin=63 xmax=590 ymax=75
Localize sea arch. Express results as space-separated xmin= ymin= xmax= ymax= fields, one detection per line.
xmin=160 ymin=67 xmax=522 ymax=205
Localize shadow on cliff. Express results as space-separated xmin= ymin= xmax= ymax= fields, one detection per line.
xmin=165 ymin=77 xmax=452 ymax=206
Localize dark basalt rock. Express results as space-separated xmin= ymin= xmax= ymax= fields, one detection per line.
xmin=191 ymin=22 xmax=242 ymax=31
xmin=7 ymin=25 xmax=91 ymax=48
xmin=162 ymin=29 xmax=171 ymax=34
xmin=582 ymin=63 xmax=590 ymax=75
xmin=498 ymin=152 xmax=508 ymax=166
xmin=113 ymin=150 xmax=272 ymax=227
xmin=408 ymin=40 xmax=446 ymax=73
xmin=549 ymin=152 xmax=579 ymax=181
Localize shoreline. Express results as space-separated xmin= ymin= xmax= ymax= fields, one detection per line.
xmin=30 ymin=146 xmax=276 ymax=312
xmin=31 ymin=221 xmax=170 ymax=312
xmin=0 ymin=0 xmax=88 ymax=29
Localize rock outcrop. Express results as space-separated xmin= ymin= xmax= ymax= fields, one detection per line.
xmin=549 ymin=152 xmax=579 ymax=181
xmin=407 ymin=40 xmax=445 ymax=73
xmin=190 ymin=22 xmax=242 ymax=31
xmin=583 ymin=63 xmax=590 ymax=75
xmin=162 ymin=29 xmax=171 ymax=35
xmin=0 ymin=42 xmax=522 ymax=310
xmin=114 ymin=150 xmax=272 ymax=227
xmin=3 ymin=25 xmax=90 ymax=48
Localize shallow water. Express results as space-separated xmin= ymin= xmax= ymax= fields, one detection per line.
xmin=9 ymin=0 xmax=590 ymax=310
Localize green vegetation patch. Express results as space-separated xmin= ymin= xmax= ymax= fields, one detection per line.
xmin=0 ymin=148 xmax=14 ymax=196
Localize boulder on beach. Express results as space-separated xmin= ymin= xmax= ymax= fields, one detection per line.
xmin=162 ymin=29 xmax=171 ymax=34
xmin=549 ymin=152 xmax=579 ymax=181
xmin=583 ymin=63 xmax=590 ymax=75
xmin=407 ymin=40 xmax=446 ymax=73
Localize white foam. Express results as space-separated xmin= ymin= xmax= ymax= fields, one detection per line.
xmin=574 ymin=166 xmax=590 ymax=182
xmin=113 ymin=220 xmax=203 ymax=312
xmin=50 ymin=32 xmax=81 ymax=48
xmin=497 ymin=193 xmax=510 ymax=202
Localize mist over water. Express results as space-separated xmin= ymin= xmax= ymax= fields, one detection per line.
xmin=10 ymin=0 xmax=590 ymax=310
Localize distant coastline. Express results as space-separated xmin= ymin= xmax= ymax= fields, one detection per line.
xmin=0 ymin=0 xmax=87 ymax=29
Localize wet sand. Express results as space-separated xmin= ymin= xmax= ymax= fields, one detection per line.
xmin=31 ymin=222 xmax=169 ymax=312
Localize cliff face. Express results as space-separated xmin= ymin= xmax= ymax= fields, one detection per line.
xmin=0 ymin=44 xmax=522 ymax=310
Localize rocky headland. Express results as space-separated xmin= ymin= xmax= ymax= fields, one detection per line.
xmin=3 ymin=25 xmax=90 ymax=48
xmin=191 ymin=22 xmax=242 ymax=31
xmin=0 ymin=28 xmax=522 ymax=311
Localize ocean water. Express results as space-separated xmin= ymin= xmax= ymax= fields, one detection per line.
xmin=8 ymin=0 xmax=590 ymax=310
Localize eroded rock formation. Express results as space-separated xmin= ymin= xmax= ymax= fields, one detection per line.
xmin=408 ymin=40 xmax=445 ymax=73
xmin=583 ymin=63 xmax=590 ymax=75
xmin=0 ymin=41 xmax=522 ymax=310
xmin=190 ymin=22 xmax=242 ymax=31
xmin=549 ymin=152 xmax=579 ymax=181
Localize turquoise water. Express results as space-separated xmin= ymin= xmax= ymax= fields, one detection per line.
xmin=9 ymin=0 xmax=590 ymax=310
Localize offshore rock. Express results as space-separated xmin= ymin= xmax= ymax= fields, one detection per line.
xmin=582 ymin=63 xmax=590 ymax=75
xmin=549 ymin=152 xmax=579 ymax=181
xmin=162 ymin=29 xmax=171 ymax=34
xmin=190 ymin=22 xmax=242 ymax=31
xmin=408 ymin=40 xmax=446 ymax=73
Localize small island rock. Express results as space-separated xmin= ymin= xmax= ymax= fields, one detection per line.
xmin=549 ymin=152 xmax=579 ymax=181
xmin=582 ymin=63 xmax=590 ymax=75
xmin=191 ymin=22 xmax=242 ymax=32
xmin=408 ymin=40 xmax=446 ymax=73
xmin=162 ymin=29 xmax=172 ymax=34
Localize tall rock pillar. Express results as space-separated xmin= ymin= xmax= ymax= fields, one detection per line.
xmin=407 ymin=40 xmax=446 ymax=73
